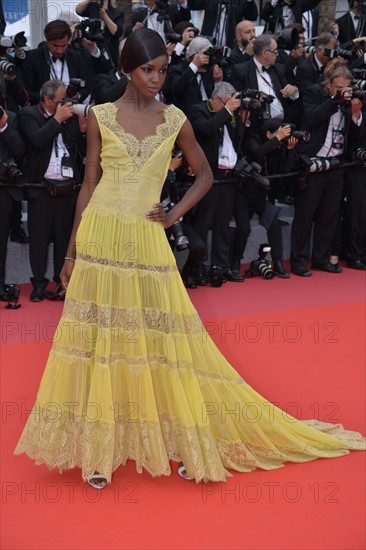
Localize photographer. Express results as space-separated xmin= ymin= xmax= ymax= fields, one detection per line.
xmin=124 ymin=0 xmax=190 ymax=42
xmin=223 ymin=20 xmax=256 ymax=80
xmin=18 ymin=80 xmax=86 ymax=301
xmin=261 ymin=0 xmax=321 ymax=35
xmin=229 ymin=34 xmax=300 ymax=133
xmin=231 ymin=119 xmax=298 ymax=278
xmin=0 ymin=108 xmax=25 ymax=298
xmin=21 ymin=19 xmax=89 ymax=105
xmin=336 ymin=0 xmax=366 ymax=44
xmin=290 ymin=59 xmax=365 ymax=276
xmin=187 ymin=81 xmax=245 ymax=285
xmin=164 ymin=36 xmax=218 ymax=114
xmin=296 ymin=33 xmax=338 ymax=94
xmin=75 ymin=0 xmax=124 ymax=66
xmin=188 ymin=0 xmax=258 ymax=48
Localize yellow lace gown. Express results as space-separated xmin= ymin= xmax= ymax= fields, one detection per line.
xmin=15 ymin=103 xmax=366 ymax=483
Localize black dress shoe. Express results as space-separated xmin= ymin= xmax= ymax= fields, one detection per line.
xmin=272 ymin=259 xmax=290 ymax=278
xmin=30 ymin=278 xmax=49 ymax=302
xmin=311 ymin=262 xmax=343 ymax=273
xmin=231 ymin=260 xmax=241 ymax=275
xmin=182 ymin=275 xmax=197 ymax=289
xmin=291 ymin=266 xmax=312 ymax=277
xmin=223 ymin=269 xmax=245 ymax=282
xmin=347 ymin=259 xmax=366 ymax=270
xmin=209 ymin=265 xmax=224 ymax=287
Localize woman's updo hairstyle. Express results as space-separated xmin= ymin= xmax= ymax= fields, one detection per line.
xmin=120 ymin=28 xmax=168 ymax=74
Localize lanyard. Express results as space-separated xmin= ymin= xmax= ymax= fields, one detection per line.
xmin=50 ymin=57 xmax=65 ymax=82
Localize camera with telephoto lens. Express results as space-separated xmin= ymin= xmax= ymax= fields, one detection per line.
xmin=281 ymin=123 xmax=310 ymax=143
xmin=234 ymin=157 xmax=271 ymax=190
xmin=353 ymin=147 xmax=366 ymax=162
xmin=204 ymin=46 xmax=230 ymax=66
xmin=300 ymin=155 xmax=341 ymax=174
xmin=246 ymin=244 xmax=274 ymax=280
xmin=0 ymin=57 xmax=17 ymax=76
xmin=242 ymin=89 xmax=275 ymax=104
xmin=0 ymin=284 xmax=21 ymax=309
xmin=334 ymin=87 xmax=366 ymax=104
xmin=323 ymin=47 xmax=353 ymax=60
xmin=59 ymin=97 xmax=92 ymax=116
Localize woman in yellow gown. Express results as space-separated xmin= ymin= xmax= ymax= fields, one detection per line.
xmin=15 ymin=29 xmax=365 ymax=487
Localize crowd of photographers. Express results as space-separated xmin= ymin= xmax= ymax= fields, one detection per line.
xmin=0 ymin=0 xmax=366 ymax=305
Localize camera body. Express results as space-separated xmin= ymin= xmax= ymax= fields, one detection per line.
xmin=204 ymin=46 xmax=230 ymax=66
xmin=0 ymin=160 xmax=23 ymax=183
xmin=66 ymin=78 xmax=86 ymax=99
xmin=234 ymin=157 xmax=271 ymax=190
xmin=281 ymin=123 xmax=310 ymax=143
xmin=247 ymin=244 xmax=274 ymax=279
xmin=0 ymin=283 xmax=20 ymax=309
xmin=323 ymin=47 xmax=353 ymax=60
xmin=76 ymin=18 xmax=105 ymax=45
xmin=334 ymin=87 xmax=366 ymax=104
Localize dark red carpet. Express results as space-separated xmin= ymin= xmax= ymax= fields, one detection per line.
xmin=1 ymin=264 xmax=365 ymax=549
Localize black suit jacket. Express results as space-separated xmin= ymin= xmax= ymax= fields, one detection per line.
xmin=18 ymin=105 xmax=86 ymax=197
xmin=261 ymin=0 xmax=321 ymax=33
xmin=92 ymin=71 xmax=128 ymax=104
xmin=188 ymin=0 xmax=257 ymax=47
xmin=336 ymin=12 xmax=366 ymax=44
xmin=295 ymin=52 xmax=323 ymax=94
xmin=188 ymin=101 xmax=239 ymax=170
xmin=229 ymin=58 xmax=296 ymax=130
xmin=0 ymin=111 xmax=26 ymax=200
xmin=299 ymin=83 xmax=366 ymax=158
xmin=21 ymin=45 xmax=89 ymax=105
xmin=164 ymin=61 xmax=214 ymax=114
xmin=124 ymin=4 xmax=191 ymax=37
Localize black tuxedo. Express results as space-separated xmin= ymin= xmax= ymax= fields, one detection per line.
xmin=187 ymin=101 xmax=239 ymax=268
xmin=222 ymin=46 xmax=251 ymax=80
xmin=188 ymin=0 xmax=258 ymax=48
xmin=229 ymin=58 xmax=296 ymax=130
xmin=164 ymin=61 xmax=214 ymax=114
xmin=124 ymin=4 xmax=190 ymax=37
xmin=18 ymin=105 xmax=86 ymax=284
xmin=294 ymin=53 xmax=323 ymax=94
xmin=336 ymin=12 xmax=366 ymax=44
xmin=0 ymin=111 xmax=25 ymax=285
xmin=21 ymin=45 xmax=89 ymax=105
xmin=261 ymin=0 xmax=321 ymax=33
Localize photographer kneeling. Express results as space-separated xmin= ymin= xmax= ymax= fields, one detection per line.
xmin=290 ymin=59 xmax=365 ymax=276
xmin=18 ymin=80 xmax=86 ymax=301
xmin=232 ymin=119 xmax=300 ymax=278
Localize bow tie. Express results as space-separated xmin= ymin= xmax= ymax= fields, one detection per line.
xmin=51 ymin=55 xmax=65 ymax=63
xmin=262 ymin=66 xmax=270 ymax=72
xmin=354 ymin=15 xmax=360 ymax=20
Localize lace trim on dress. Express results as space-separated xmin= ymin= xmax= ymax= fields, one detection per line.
xmin=93 ymin=103 xmax=186 ymax=170
xmin=62 ymin=298 xmax=203 ymax=333
xmin=77 ymin=252 xmax=177 ymax=273
xmin=15 ymin=407 xmax=364 ymax=484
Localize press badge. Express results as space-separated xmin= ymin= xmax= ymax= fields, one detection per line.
xmin=61 ymin=155 xmax=74 ymax=178
xmin=331 ymin=128 xmax=344 ymax=150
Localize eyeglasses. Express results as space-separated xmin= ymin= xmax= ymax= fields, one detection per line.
xmin=265 ymin=48 xmax=279 ymax=55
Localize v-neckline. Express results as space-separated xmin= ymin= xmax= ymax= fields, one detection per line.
xmin=111 ymin=102 xmax=173 ymax=143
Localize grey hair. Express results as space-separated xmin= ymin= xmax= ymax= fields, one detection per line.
xmin=40 ymin=80 xmax=65 ymax=101
xmin=212 ymin=81 xmax=237 ymax=99
xmin=315 ymin=32 xmax=337 ymax=49
xmin=186 ymin=37 xmax=213 ymax=60
xmin=253 ymin=34 xmax=275 ymax=56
